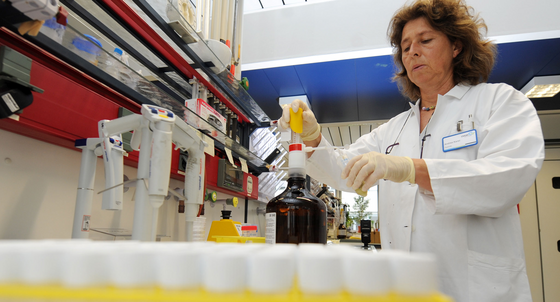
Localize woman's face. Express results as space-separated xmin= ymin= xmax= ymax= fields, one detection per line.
xmin=401 ymin=17 xmax=461 ymax=93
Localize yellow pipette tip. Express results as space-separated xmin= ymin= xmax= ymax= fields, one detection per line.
xmin=290 ymin=108 xmax=303 ymax=133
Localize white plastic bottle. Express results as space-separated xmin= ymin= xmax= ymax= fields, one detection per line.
xmin=104 ymin=48 xmax=124 ymax=79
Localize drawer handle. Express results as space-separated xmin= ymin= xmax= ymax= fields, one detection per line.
xmin=553 ymin=177 xmax=560 ymax=189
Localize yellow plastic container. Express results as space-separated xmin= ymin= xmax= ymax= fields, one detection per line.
xmin=290 ymin=107 xmax=303 ymax=133
xmin=213 ymin=236 xmax=266 ymax=243
xmin=207 ymin=218 xmax=242 ymax=241
xmin=0 ymin=284 xmax=454 ymax=302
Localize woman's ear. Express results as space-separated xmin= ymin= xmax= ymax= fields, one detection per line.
xmin=453 ymin=40 xmax=463 ymax=58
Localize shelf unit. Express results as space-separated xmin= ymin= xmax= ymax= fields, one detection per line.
xmin=0 ymin=0 xmax=273 ymax=176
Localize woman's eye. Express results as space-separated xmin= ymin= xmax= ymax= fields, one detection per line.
xmin=422 ymin=39 xmax=433 ymax=44
xmin=403 ymin=46 xmax=410 ymax=52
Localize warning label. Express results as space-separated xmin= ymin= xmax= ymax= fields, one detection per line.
xmin=2 ymin=93 xmax=19 ymax=112
xmin=81 ymin=215 xmax=90 ymax=232
xmin=265 ymin=213 xmax=276 ymax=244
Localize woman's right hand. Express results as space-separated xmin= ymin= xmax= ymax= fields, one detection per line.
xmin=279 ymin=99 xmax=321 ymax=141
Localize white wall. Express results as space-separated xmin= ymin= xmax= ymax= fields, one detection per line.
xmin=0 ymin=129 xmax=264 ymax=241
xmin=242 ymin=0 xmax=560 ymax=69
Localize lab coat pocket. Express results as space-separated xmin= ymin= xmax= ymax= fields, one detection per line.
xmin=467 ymin=250 xmax=529 ymax=302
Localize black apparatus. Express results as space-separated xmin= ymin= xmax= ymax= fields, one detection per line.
xmin=360 ymin=219 xmax=372 ymax=250
xmin=0 ymin=46 xmax=43 ymax=119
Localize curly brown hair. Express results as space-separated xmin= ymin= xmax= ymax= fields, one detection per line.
xmin=388 ymin=0 xmax=497 ymax=100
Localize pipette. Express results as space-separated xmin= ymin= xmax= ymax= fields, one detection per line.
xmin=288 ymin=107 xmax=305 ymax=177
xmin=275 ymin=114 xmax=367 ymax=196
xmin=303 ymin=145 xmax=346 ymax=152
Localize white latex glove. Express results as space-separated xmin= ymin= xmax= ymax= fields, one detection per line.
xmin=279 ymin=99 xmax=321 ymax=141
xmin=341 ymin=151 xmax=415 ymax=191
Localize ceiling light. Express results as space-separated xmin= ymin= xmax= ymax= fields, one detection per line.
xmin=278 ymin=95 xmax=311 ymax=110
xmin=521 ymin=75 xmax=560 ymax=98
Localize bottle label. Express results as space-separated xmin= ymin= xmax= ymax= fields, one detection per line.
xmin=265 ymin=213 xmax=276 ymax=244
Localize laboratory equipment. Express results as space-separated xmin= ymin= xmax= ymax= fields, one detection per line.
xmin=101 ymin=48 xmax=124 ymax=79
xmin=360 ymin=219 xmax=372 ymax=251
xmin=266 ymin=108 xmax=327 ymax=244
xmin=207 ymin=205 xmax=242 ymax=241
xmin=144 ymin=105 xmax=175 ymax=240
xmin=241 ymin=225 xmax=258 ymax=237
xmin=185 ymin=98 xmax=227 ymax=133
xmin=125 ymin=104 xmax=175 ymax=241
xmin=39 ymin=16 xmax=65 ymax=44
xmin=304 ymin=145 xmax=368 ymax=197
xmin=70 ymin=34 xmax=102 ymax=66
xmin=10 ymin=0 xmax=58 ymax=21
xmin=170 ymin=117 xmax=207 ymax=241
xmin=217 ymin=158 xmax=243 ymax=192
xmin=73 ymin=111 xmax=143 ymax=239
xmin=73 ymin=104 xmax=178 ymax=241
xmin=72 ymin=137 xmax=103 ymax=238
xmin=0 ymin=46 xmax=43 ymax=119
xmin=97 ymin=126 xmax=125 ymax=211
xmin=0 ymin=240 xmax=451 ymax=302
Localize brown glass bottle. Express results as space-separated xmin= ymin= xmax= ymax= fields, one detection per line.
xmin=266 ymin=177 xmax=327 ymax=244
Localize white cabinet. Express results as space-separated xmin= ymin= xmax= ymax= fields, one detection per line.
xmin=535 ymin=159 xmax=560 ymax=302
xmin=521 ymin=154 xmax=560 ymax=302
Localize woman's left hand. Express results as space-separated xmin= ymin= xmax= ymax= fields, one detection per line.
xmin=341 ymin=151 xmax=416 ymax=191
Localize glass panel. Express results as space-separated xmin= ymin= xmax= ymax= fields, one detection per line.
xmin=165 ymin=0 xmax=228 ymax=70
xmin=122 ymin=0 xmax=196 ymax=64
xmin=72 ymin=0 xmax=167 ymax=68
xmin=41 ymin=10 xmax=266 ymax=168
xmin=165 ymin=71 xmax=194 ymax=94
xmin=136 ymin=0 xmax=271 ymax=124
xmin=342 ymin=187 xmax=379 ymax=231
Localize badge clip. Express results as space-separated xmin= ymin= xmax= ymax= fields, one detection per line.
xmin=457 ymin=120 xmax=463 ymax=132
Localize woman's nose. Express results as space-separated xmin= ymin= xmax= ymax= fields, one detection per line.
xmin=409 ymin=42 xmax=420 ymax=56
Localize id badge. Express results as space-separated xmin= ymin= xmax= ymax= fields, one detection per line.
xmin=442 ymin=129 xmax=478 ymax=152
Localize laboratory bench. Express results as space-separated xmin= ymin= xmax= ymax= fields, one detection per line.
xmin=338 ymin=239 xmax=382 ymax=250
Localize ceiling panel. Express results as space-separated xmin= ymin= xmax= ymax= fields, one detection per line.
xmin=340 ymin=126 xmax=351 ymax=146
xmin=531 ymin=94 xmax=560 ymax=111
xmin=264 ymin=66 xmax=306 ymax=97
xmin=536 ymin=44 xmax=560 ymax=76
xmin=489 ymin=39 xmax=560 ymax=89
xmin=242 ymin=38 xmax=560 ymax=132
xmin=294 ymin=60 xmax=358 ymax=123
xmin=321 ymin=126 xmax=333 ymax=145
xmin=243 ymin=69 xmax=283 ymax=120
xmin=355 ymin=56 xmax=411 ymax=120
xmin=244 ymin=0 xmax=263 ymax=12
xmin=349 ymin=125 xmax=360 ymax=142
xmin=260 ymin=0 xmax=284 ymax=8
xmin=328 ymin=126 xmax=343 ymax=146
xmin=360 ymin=124 xmax=371 ymax=136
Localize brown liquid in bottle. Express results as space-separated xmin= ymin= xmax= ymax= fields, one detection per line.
xmin=266 ymin=177 xmax=327 ymax=244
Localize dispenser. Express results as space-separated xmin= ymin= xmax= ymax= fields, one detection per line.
xmin=265 ymin=108 xmax=327 ymax=244
xmin=207 ymin=201 xmax=242 ymax=241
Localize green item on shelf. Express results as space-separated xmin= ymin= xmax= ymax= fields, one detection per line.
xmin=240 ymin=77 xmax=249 ymax=91
xmin=205 ymin=190 xmax=217 ymax=202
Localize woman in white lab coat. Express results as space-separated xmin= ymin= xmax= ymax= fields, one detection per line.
xmin=279 ymin=0 xmax=544 ymax=302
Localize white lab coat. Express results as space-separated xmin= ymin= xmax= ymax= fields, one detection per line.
xmin=307 ymin=83 xmax=544 ymax=302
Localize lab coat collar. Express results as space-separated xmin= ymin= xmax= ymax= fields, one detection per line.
xmin=444 ymin=83 xmax=471 ymax=100
xmin=408 ymin=83 xmax=472 ymax=109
